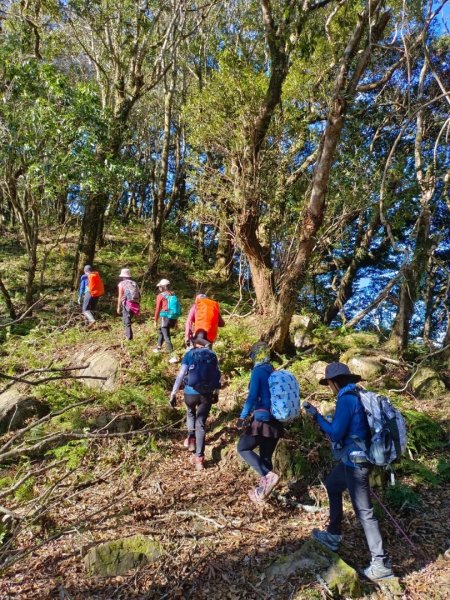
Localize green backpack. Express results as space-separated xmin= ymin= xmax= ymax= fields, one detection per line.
xmin=161 ymin=293 xmax=182 ymax=319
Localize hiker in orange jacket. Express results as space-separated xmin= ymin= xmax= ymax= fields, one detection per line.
xmin=78 ymin=265 xmax=104 ymax=324
xmin=184 ymin=294 xmax=225 ymax=348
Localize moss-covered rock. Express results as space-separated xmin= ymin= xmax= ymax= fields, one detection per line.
xmin=410 ymin=367 xmax=446 ymax=398
xmin=341 ymin=355 xmax=384 ymax=381
xmin=339 ymin=331 xmax=380 ymax=350
xmin=84 ymin=534 xmax=162 ymax=576
xmin=0 ymin=387 xmax=49 ymax=433
xmin=74 ymin=346 xmax=119 ymax=391
xmin=266 ymin=539 xmax=360 ymax=598
xmin=291 ymin=315 xmax=314 ymax=349
xmin=310 ymin=361 xmax=328 ymax=383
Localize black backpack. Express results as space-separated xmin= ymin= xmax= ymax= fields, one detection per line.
xmin=185 ymin=348 xmax=221 ymax=395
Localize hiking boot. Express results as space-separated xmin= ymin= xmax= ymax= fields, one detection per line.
xmin=262 ymin=472 xmax=279 ymax=497
xmin=184 ymin=436 xmax=196 ymax=452
xmin=168 ymin=355 xmax=180 ymax=364
xmin=248 ymin=485 xmax=266 ymax=504
xmin=312 ymin=529 xmax=342 ymax=552
xmin=193 ymin=456 xmax=204 ymax=471
xmin=362 ymin=558 xmax=394 ymax=581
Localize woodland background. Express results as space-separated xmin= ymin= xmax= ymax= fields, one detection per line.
xmin=0 ymin=0 xmax=449 ymax=599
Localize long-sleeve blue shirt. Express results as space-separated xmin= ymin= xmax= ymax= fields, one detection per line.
xmin=315 ymin=383 xmax=370 ymax=467
xmin=79 ymin=274 xmax=88 ymax=299
xmin=240 ymin=363 xmax=274 ymax=422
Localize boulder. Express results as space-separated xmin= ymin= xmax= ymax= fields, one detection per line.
xmin=266 ymin=539 xmax=360 ymax=598
xmin=339 ymin=331 xmax=379 ymax=350
xmin=0 ymin=387 xmax=49 ymax=434
xmin=310 ymin=361 xmax=328 ymax=383
xmin=410 ymin=367 xmax=445 ymax=398
xmin=94 ymin=412 xmax=144 ymax=433
xmin=290 ymin=315 xmax=314 ymax=349
xmin=343 ymin=355 xmax=384 ymax=381
xmin=74 ymin=347 xmax=119 ymax=391
xmin=84 ymin=535 xmax=162 ymax=576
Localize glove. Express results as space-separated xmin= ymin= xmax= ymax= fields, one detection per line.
xmin=303 ymin=402 xmax=318 ymax=417
xmin=236 ymin=418 xmax=246 ymax=429
xmin=169 ymin=393 xmax=177 ymax=408
xmin=77 ymin=297 xmax=81 ymax=305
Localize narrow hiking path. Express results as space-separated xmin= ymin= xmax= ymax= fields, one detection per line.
xmin=2 ymin=396 xmax=449 ymax=600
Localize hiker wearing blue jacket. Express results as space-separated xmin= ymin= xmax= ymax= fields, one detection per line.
xmin=169 ymin=338 xmax=220 ymax=471
xmin=236 ymin=342 xmax=283 ymax=504
xmin=303 ymin=362 xmax=393 ymax=582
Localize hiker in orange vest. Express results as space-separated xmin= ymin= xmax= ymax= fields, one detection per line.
xmin=184 ymin=294 xmax=225 ymax=348
xmin=78 ymin=265 xmax=104 ymax=324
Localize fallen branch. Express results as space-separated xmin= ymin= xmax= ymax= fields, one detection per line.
xmin=0 ymin=295 xmax=47 ymax=328
xmin=176 ymin=510 xmax=226 ymax=529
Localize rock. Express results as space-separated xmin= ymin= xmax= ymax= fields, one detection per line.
xmin=339 ymin=332 xmax=379 ymax=350
xmin=94 ymin=412 xmax=144 ymax=433
xmin=73 ymin=347 xmax=119 ymax=391
xmin=342 ymin=355 xmax=384 ymax=381
xmin=410 ymin=367 xmax=445 ymax=398
xmin=0 ymin=387 xmax=49 ymax=434
xmin=267 ymin=539 xmax=360 ymax=598
xmin=310 ymin=361 xmax=328 ymax=383
xmin=84 ymin=534 xmax=162 ymax=576
xmin=290 ymin=315 xmax=314 ymax=349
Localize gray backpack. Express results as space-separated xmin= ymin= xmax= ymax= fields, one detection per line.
xmin=351 ymin=390 xmax=407 ymax=466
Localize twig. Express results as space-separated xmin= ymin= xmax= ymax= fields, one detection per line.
xmin=0 ymin=295 xmax=47 ymax=328
xmin=176 ymin=510 xmax=225 ymax=529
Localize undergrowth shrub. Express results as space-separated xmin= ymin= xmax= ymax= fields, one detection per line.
xmin=48 ymin=439 xmax=89 ymax=469
xmin=403 ymin=410 xmax=446 ymax=454
xmin=384 ymin=483 xmax=421 ymax=512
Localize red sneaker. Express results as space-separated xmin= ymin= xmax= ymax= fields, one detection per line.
xmin=183 ymin=436 xmax=196 ymax=452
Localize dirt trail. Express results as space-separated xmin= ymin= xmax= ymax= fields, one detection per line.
xmin=2 ymin=405 xmax=449 ymax=599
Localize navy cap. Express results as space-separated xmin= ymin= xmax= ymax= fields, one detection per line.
xmin=319 ymin=362 xmax=362 ymax=385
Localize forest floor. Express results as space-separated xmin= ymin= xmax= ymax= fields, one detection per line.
xmin=1 ymin=387 xmax=449 ymax=600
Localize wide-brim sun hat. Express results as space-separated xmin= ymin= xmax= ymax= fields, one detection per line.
xmin=319 ymin=361 xmax=362 ymax=385
xmin=119 ymin=268 xmax=131 ymax=278
xmin=156 ymin=278 xmax=170 ymax=287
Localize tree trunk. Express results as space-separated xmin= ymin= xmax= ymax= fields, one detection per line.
xmin=214 ymin=219 xmax=235 ymax=280
xmin=0 ymin=274 xmax=16 ymax=320
xmin=263 ymin=2 xmax=389 ymax=350
xmin=324 ymin=208 xmax=381 ymax=325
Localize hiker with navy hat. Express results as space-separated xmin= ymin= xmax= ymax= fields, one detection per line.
xmin=303 ymin=362 xmax=394 ymax=581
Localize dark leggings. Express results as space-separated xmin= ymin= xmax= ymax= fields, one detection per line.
xmin=184 ymin=393 xmax=212 ymax=457
xmin=157 ymin=324 xmax=173 ymax=352
xmin=326 ymin=462 xmax=386 ymax=560
xmin=237 ymin=435 xmax=279 ymax=477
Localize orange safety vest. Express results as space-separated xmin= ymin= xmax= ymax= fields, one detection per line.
xmin=194 ymin=297 xmax=220 ymax=342
xmin=87 ymin=272 xmax=104 ymax=298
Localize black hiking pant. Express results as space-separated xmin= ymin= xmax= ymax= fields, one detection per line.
xmin=325 ymin=462 xmax=386 ymax=560
xmin=184 ymin=393 xmax=212 ymax=457
xmin=237 ymin=435 xmax=279 ymax=477
xmin=157 ymin=317 xmax=174 ymax=353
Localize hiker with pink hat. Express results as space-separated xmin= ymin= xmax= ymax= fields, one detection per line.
xmin=116 ymin=268 xmax=141 ymax=340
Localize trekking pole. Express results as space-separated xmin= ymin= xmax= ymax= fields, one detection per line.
xmin=370 ymin=488 xmax=427 ymax=561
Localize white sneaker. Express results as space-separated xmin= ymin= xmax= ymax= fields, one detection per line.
xmin=152 ymin=347 xmax=162 ymax=353
xmin=168 ymin=356 xmax=179 ymax=364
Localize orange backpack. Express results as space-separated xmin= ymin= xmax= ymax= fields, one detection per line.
xmin=87 ymin=272 xmax=104 ymax=298
xmin=194 ymin=297 xmax=220 ymax=342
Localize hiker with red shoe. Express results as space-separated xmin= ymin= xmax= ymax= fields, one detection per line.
xmin=184 ymin=294 xmax=225 ymax=348
xmin=236 ymin=342 xmax=283 ymax=503
xmin=169 ymin=337 xmax=221 ymax=470
xmin=303 ymin=362 xmax=394 ymax=581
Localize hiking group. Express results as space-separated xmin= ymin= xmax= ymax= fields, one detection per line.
xmin=77 ymin=265 xmax=405 ymax=582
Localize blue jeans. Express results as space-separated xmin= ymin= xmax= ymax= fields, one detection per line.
xmin=82 ymin=293 xmax=98 ymax=323
xmin=326 ymin=462 xmax=387 ymax=560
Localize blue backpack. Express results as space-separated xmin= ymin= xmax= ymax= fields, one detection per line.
xmin=161 ymin=293 xmax=182 ymax=320
xmin=268 ymin=370 xmax=300 ymax=423
xmin=185 ymin=348 xmax=221 ymax=395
